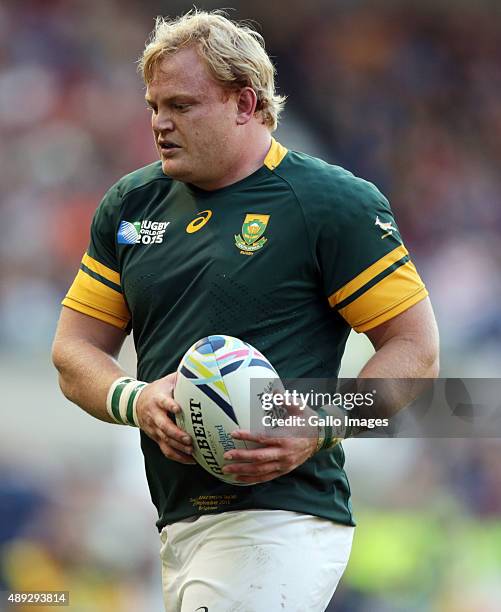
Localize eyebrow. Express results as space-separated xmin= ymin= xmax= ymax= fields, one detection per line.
xmin=144 ymin=94 xmax=199 ymax=105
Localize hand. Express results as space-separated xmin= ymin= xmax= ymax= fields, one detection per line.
xmin=136 ymin=372 xmax=196 ymax=464
xmin=221 ymin=400 xmax=319 ymax=484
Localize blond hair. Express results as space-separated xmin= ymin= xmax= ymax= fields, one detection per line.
xmin=138 ymin=10 xmax=286 ymax=131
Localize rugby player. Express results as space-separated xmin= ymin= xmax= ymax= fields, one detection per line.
xmin=52 ymin=10 xmax=439 ymax=611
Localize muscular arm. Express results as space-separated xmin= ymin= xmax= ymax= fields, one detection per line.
xmin=52 ymin=307 xmax=194 ymax=462
xmin=361 ymin=297 xmax=440 ymax=379
xmin=338 ymin=297 xmax=440 ymax=422
xmin=52 ymin=307 xmax=127 ymax=423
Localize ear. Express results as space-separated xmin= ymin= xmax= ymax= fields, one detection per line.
xmin=235 ymin=87 xmax=258 ymax=125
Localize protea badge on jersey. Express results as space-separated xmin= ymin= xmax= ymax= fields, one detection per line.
xmin=174 ymin=335 xmax=282 ymax=485
xmin=234 ymin=214 xmax=270 ymax=254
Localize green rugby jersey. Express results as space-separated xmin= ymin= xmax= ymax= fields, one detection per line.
xmin=63 ymin=139 xmax=427 ymax=529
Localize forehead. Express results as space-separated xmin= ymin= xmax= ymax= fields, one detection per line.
xmin=146 ymin=46 xmax=221 ymax=98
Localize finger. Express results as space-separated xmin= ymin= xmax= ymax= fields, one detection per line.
xmin=165 ymin=423 xmax=192 ymax=446
xmin=223 ymin=447 xmax=282 ymax=463
xmin=153 ymin=413 xmax=192 ymax=446
xmin=152 ymin=426 xmax=192 ymax=454
xmin=151 ymin=412 xmax=190 ymax=442
xmin=165 ymin=433 xmax=193 ymax=455
xmin=231 ymin=429 xmax=282 ymax=445
xmin=158 ymin=440 xmax=197 ymax=464
xmin=154 ymin=393 xmax=182 ymax=415
xmin=222 ymin=460 xmax=282 ymax=476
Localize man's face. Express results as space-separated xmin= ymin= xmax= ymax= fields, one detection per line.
xmin=145 ymin=47 xmax=240 ymax=189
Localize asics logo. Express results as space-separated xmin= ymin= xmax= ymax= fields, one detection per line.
xmin=186 ymin=210 xmax=212 ymax=234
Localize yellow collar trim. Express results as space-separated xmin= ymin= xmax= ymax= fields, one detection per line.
xmin=263 ymin=138 xmax=288 ymax=171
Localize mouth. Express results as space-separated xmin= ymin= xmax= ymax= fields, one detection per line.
xmin=158 ymin=141 xmax=181 ymax=152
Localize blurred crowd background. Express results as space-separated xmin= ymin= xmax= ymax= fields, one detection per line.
xmin=1 ymin=0 xmax=500 ymax=611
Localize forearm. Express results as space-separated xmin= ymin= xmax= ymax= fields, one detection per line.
xmin=53 ymin=337 xmax=127 ymax=423
xmin=52 ymin=315 xmax=195 ymax=463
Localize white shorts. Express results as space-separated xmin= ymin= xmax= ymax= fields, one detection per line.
xmin=159 ymin=509 xmax=354 ymax=612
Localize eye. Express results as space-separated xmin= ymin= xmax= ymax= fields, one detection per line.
xmin=172 ymin=103 xmax=190 ymax=112
xmin=145 ymin=102 xmax=157 ymax=113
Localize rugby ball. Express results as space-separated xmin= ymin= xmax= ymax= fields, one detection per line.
xmin=174 ymin=335 xmax=282 ymax=485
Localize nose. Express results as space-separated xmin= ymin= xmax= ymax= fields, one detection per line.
xmin=152 ymin=110 xmax=175 ymax=133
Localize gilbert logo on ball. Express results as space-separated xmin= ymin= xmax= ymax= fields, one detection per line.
xmin=174 ymin=335 xmax=282 ymax=485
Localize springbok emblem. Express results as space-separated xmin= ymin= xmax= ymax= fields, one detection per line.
xmin=375 ymin=216 xmax=396 ymax=238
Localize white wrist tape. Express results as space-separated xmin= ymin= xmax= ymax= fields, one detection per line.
xmin=106 ymin=376 xmax=147 ymax=427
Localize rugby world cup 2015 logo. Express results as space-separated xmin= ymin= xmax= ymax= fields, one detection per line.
xmin=234 ymin=213 xmax=270 ymax=255
xmin=117 ymin=220 xmax=170 ymax=245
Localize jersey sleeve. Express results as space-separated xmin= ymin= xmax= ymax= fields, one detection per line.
xmin=317 ymin=175 xmax=428 ymax=333
xmin=62 ymin=183 xmax=131 ymax=330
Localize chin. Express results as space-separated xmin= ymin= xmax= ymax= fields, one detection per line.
xmin=161 ymin=160 xmax=184 ymax=179
xmin=161 ymin=161 xmax=201 ymax=185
